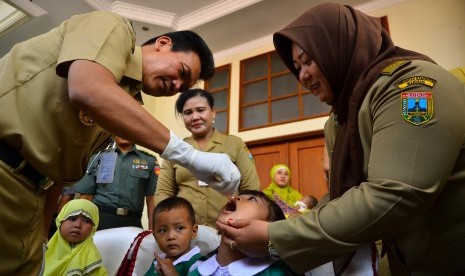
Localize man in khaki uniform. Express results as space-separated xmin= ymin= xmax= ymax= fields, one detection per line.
xmin=216 ymin=3 xmax=465 ymax=275
xmin=0 ymin=11 xmax=241 ymax=275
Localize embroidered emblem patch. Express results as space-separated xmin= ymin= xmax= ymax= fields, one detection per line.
xmin=154 ymin=165 xmax=160 ymax=176
xmin=248 ymin=153 xmax=253 ymax=161
xmin=401 ymin=92 xmax=433 ymax=125
xmin=395 ymin=76 xmax=436 ymax=90
xmin=154 ymin=160 xmax=160 ymax=175
xmin=79 ymin=110 xmax=95 ymax=127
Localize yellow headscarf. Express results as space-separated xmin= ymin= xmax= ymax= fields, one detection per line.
xmin=44 ymin=199 xmax=107 ymax=276
xmin=263 ymin=164 xmax=303 ymax=206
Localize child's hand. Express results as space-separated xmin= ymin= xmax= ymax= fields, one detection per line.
xmin=154 ymin=252 xmax=179 ymax=276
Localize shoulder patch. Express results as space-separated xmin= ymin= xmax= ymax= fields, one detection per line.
xmin=154 ymin=164 xmax=160 ymax=176
xmin=242 ymin=145 xmax=254 ymax=161
xmin=381 ymin=60 xmax=411 ymax=76
xmin=401 ymin=92 xmax=433 ymax=125
xmin=248 ymin=152 xmax=254 ymax=161
xmin=395 ymin=76 xmax=436 ymax=90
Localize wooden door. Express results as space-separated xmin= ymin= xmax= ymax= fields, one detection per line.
xmin=289 ymin=138 xmax=327 ymax=199
xmin=248 ymin=135 xmax=328 ymax=200
xmin=249 ymin=143 xmax=288 ymax=191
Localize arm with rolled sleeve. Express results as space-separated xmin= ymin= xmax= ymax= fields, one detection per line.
xmin=61 ymin=13 xmax=240 ymax=191
xmin=61 ymin=11 xmax=174 ymax=158
xmin=268 ymin=61 xmax=465 ymax=273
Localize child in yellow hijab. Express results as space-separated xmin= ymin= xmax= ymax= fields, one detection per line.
xmin=44 ymin=199 xmax=107 ymax=276
xmin=263 ymin=164 xmax=318 ymax=217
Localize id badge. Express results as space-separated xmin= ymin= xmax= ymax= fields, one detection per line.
xmin=96 ymin=151 xmax=117 ymax=183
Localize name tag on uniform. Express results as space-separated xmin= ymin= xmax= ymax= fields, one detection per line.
xmin=198 ymin=180 xmax=209 ymax=187
xmin=96 ymin=151 xmax=117 ymax=183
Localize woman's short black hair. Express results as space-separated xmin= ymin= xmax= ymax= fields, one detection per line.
xmin=175 ymin=88 xmax=215 ymax=115
xmin=142 ymin=30 xmax=215 ymax=81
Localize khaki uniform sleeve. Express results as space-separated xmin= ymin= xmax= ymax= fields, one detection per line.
xmin=153 ymin=160 xmax=178 ymax=207
xmin=56 ymin=11 xmax=135 ymax=82
xmin=269 ymin=61 xmax=465 ymax=273
xmin=232 ymin=137 xmax=260 ymax=191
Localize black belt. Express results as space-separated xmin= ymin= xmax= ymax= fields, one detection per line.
xmin=0 ymin=143 xmax=52 ymax=188
xmin=97 ymin=204 xmax=142 ymax=218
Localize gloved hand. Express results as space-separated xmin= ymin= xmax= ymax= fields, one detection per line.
xmin=161 ymin=131 xmax=241 ymax=195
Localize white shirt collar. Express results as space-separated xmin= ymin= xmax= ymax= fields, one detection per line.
xmin=197 ymin=254 xmax=277 ymax=276
xmin=155 ymin=246 xmax=201 ymax=267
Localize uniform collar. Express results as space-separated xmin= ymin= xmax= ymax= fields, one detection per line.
xmin=197 ymin=254 xmax=276 ymax=275
xmin=173 ymin=246 xmax=200 ymax=266
xmin=123 ymin=46 xmax=142 ymax=81
xmin=185 ymin=128 xmax=225 ymax=151
xmin=155 ymin=246 xmax=200 ymax=267
xmin=210 ymin=128 xmax=225 ymax=144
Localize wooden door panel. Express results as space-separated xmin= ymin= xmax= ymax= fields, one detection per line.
xmin=248 ymin=134 xmax=327 ymax=200
xmin=249 ymin=143 xmax=288 ymax=190
xmin=289 ymin=138 xmax=327 ymax=200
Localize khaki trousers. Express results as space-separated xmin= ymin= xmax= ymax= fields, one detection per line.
xmin=0 ymin=160 xmax=45 ymax=275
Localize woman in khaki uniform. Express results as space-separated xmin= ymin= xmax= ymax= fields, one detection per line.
xmin=217 ymin=3 xmax=465 ymax=275
xmin=155 ymin=89 xmax=260 ymax=227
xmin=0 ymin=11 xmax=243 ymax=275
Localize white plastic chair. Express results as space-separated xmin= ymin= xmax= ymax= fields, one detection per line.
xmin=94 ymin=225 xmax=220 ymax=276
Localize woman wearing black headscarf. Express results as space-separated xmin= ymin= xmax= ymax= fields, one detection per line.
xmin=217 ymin=3 xmax=465 ymax=275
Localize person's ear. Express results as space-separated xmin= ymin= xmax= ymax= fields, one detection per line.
xmin=192 ymin=224 xmax=198 ymax=239
xmin=154 ymin=36 xmax=173 ymax=51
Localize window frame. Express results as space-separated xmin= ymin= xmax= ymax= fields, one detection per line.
xmin=239 ymin=51 xmax=329 ymax=131
xmin=204 ymin=64 xmax=231 ymax=134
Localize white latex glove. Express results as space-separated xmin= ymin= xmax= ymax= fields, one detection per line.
xmin=161 ymin=131 xmax=241 ymax=195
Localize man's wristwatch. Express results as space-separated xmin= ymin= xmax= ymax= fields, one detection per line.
xmin=268 ymin=240 xmax=280 ymax=258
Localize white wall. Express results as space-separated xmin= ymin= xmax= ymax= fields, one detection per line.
xmin=369 ymin=0 xmax=465 ymax=70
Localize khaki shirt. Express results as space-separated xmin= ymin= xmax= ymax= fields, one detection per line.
xmin=269 ymin=60 xmax=465 ymax=275
xmin=0 ymin=11 xmax=142 ymax=184
xmin=155 ymin=129 xmax=260 ymax=227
